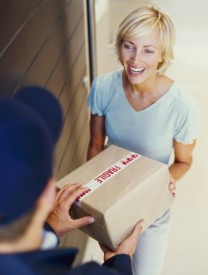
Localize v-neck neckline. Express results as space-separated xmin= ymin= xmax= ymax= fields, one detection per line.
xmin=118 ymin=70 xmax=175 ymax=113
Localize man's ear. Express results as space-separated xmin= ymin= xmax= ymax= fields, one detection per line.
xmin=37 ymin=178 xmax=56 ymax=213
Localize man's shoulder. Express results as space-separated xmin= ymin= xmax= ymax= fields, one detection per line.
xmin=0 ymin=249 xmax=132 ymax=275
xmin=0 ymin=248 xmax=78 ymax=274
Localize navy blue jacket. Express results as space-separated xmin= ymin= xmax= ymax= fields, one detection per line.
xmin=0 ymin=248 xmax=133 ymax=274
xmin=0 ymin=223 xmax=133 ymax=274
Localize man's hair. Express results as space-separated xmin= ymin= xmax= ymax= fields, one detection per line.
xmin=0 ymin=208 xmax=36 ymax=242
xmin=114 ymin=4 xmax=175 ymax=74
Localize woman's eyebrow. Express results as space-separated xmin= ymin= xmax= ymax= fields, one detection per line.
xmin=123 ymin=40 xmax=134 ymax=44
xmin=143 ymin=45 xmax=158 ymax=49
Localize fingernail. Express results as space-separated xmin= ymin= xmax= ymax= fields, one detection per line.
xmin=88 ymin=217 xmax=95 ymax=224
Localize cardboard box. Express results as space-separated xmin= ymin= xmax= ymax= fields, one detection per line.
xmin=56 ymin=145 xmax=173 ymax=251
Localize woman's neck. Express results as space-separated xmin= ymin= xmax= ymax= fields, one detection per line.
xmin=123 ymin=71 xmax=173 ymax=98
xmin=122 ymin=71 xmax=173 ymax=111
xmin=123 ymin=72 xmax=159 ymax=95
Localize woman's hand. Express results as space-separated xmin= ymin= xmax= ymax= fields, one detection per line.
xmin=169 ymin=177 xmax=176 ymax=198
xmin=99 ymin=221 xmax=144 ymax=261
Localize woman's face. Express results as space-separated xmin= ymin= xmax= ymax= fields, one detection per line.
xmin=120 ymin=30 xmax=163 ymax=85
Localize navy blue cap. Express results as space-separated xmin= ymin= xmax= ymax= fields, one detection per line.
xmin=0 ymin=86 xmax=63 ymax=225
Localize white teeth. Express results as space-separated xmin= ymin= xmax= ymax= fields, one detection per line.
xmin=129 ymin=66 xmax=144 ymax=73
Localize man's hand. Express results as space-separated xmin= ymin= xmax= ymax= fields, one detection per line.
xmin=46 ymin=183 xmax=94 ymax=237
xmin=100 ymin=221 xmax=144 ymax=261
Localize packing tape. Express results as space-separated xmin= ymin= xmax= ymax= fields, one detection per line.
xmin=75 ymin=152 xmax=141 ymax=207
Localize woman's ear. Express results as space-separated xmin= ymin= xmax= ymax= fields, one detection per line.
xmin=159 ymin=51 xmax=164 ymax=63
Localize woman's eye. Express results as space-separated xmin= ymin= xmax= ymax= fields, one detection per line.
xmin=124 ymin=43 xmax=134 ymax=50
xmin=145 ymin=49 xmax=154 ymax=54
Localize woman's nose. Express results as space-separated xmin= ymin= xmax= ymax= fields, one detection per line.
xmin=130 ymin=49 xmax=142 ymax=63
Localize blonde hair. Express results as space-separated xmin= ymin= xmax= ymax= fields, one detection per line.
xmin=114 ymin=5 xmax=175 ymax=74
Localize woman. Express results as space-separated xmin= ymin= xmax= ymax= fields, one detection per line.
xmin=87 ymin=5 xmax=200 ymax=275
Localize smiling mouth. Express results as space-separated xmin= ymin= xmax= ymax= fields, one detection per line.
xmin=129 ymin=66 xmax=146 ymax=75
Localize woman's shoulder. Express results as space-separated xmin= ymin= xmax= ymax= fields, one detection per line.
xmin=93 ymin=69 xmax=122 ymax=86
xmin=168 ymin=82 xmax=198 ymax=108
xmin=88 ymin=69 xmax=123 ymax=115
